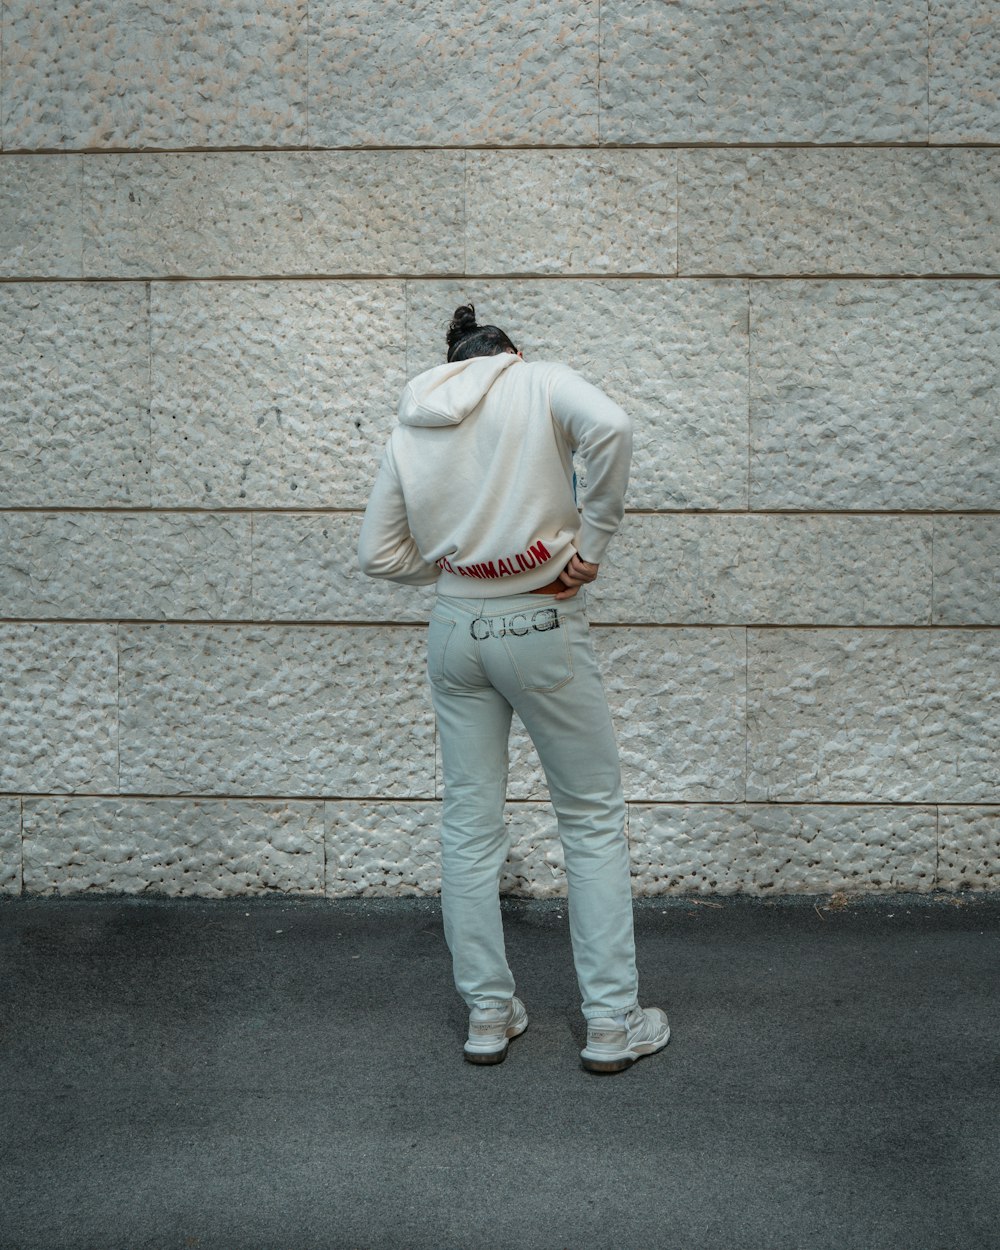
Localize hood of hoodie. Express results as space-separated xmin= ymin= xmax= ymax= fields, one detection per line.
xmin=397 ymin=353 xmax=520 ymax=428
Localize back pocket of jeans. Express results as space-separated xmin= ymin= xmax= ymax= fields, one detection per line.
xmin=501 ymin=619 xmax=573 ymax=692
xmin=427 ymin=614 xmax=457 ymax=686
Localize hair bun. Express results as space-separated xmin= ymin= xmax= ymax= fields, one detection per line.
xmin=446 ymin=303 xmax=479 ymax=353
xmin=443 ymin=302 xmax=517 ymax=363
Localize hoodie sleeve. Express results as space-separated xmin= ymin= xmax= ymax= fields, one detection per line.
xmin=548 ymin=366 xmax=632 ymax=563
xmin=358 ymin=441 xmax=441 ymax=586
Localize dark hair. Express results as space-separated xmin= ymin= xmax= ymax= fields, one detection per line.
xmin=446 ymin=303 xmax=518 ymax=363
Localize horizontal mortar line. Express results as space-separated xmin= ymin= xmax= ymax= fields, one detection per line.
xmin=619 ymin=800 xmax=993 ymax=810
xmin=3 ymin=506 xmax=999 ymax=518
xmin=0 ymin=616 xmax=424 ymax=627
xmin=3 ymin=272 xmax=1000 ymax=285
xmin=558 ymin=621 xmax=1000 ymax=630
xmin=8 ymin=791 xmax=346 ymax=802
xmin=619 ymin=508 xmax=1000 ymax=517
xmin=0 ymin=506 xmax=365 ymax=515
xmin=2 ymin=141 xmax=998 ymax=156
xmin=7 ymin=793 xmax=995 ymax=806
xmin=628 ymin=509 xmax=999 ymax=518
xmin=1 ymin=618 xmax=998 ymax=630
xmin=680 ymin=271 xmax=1000 ymax=281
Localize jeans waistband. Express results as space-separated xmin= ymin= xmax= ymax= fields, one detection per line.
xmin=435 ymin=591 xmax=586 ymax=619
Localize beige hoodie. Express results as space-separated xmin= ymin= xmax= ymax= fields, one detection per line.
xmin=358 ymin=354 xmax=632 ymax=597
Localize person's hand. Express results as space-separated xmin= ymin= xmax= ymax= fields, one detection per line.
xmin=555 ymin=554 xmax=599 ymax=600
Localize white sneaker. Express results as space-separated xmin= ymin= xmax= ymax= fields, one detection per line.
xmin=463 ymin=996 xmax=529 ymax=1065
xmin=580 ymin=1005 xmax=670 ymax=1073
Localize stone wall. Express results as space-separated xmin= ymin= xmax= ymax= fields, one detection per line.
xmin=1 ymin=1 xmax=997 ymax=898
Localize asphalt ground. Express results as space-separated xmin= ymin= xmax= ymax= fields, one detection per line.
xmin=1 ymin=892 xmax=998 ymax=1250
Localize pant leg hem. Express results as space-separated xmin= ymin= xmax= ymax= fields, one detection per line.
xmin=582 ymin=1001 xmax=639 ymax=1021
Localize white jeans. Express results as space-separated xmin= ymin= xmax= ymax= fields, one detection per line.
xmin=428 ymin=591 xmax=639 ymax=1020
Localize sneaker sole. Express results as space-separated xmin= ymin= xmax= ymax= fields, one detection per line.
xmin=463 ymin=1021 xmax=528 ymax=1066
xmin=464 ymin=1043 xmax=510 ymax=1065
xmin=580 ymin=1027 xmax=670 ymax=1074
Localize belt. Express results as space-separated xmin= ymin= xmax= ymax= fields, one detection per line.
xmin=530 ymin=578 xmax=566 ymax=595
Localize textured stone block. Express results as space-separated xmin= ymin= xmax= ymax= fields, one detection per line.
xmin=628 ymin=804 xmax=937 ymax=895
xmin=327 ymin=802 xmax=442 ymax=898
xmin=2 ymin=0 xmax=308 ymax=150
xmin=921 ymin=151 xmax=1000 ymax=274
xmin=118 ymin=624 xmax=434 ymax=797
xmin=21 ymin=797 xmax=324 ymax=895
xmin=150 ymin=281 xmax=406 ymax=507
xmin=252 ymin=513 xmax=434 ymax=622
xmin=407 ymin=280 xmax=750 ymax=509
xmin=0 ymin=282 xmax=150 ymax=506
xmin=587 ymin=514 xmax=932 ymax=626
xmin=933 ymin=517 xmax=1000 ymax=625
xmin=466 ymin=151 xmax=677 ymax=274
xmin=83 ymin=152 xmax=464 ymax=278
xmin=680 ymin=150 xmax=1000 ymax=274
xmin=0 ymin=156 xmax=81 ymax=276
xmin=0 ymin=624 xmax=118 ymax=793
xmin=747 ymin=629 xmax=1000 ymax=802
xmin=937 ymin=806 xmax=1000 ymax=890
xmin=500 ymin=803 xmax=570 ymax=898
xmin=930 ymin=0 xmax=1000 ymax=143
xmin=83 ymin=151 xmax=461 ymax=277
xmin=494 ymin=627 xmax=746 ymax=802
xmin=749 ymin=280 xmax=1000 ymax=509
xmin=600 ymin=0 xmax=927 ymax=144
xmin=308 ymin=1 xmax=598 ymax=146
xmin=326 ymin=801 xmax=567 ymax=898
xmin=0 ymin=799 xmax=21 ymax=894
xmin=0 ymin=513 xmax=251 ymax=620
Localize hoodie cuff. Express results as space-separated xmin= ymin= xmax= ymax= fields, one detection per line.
xmin=575 ymin=520 xmax=616 ymax=565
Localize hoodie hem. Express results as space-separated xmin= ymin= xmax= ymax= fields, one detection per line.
xmin=433 ymin=547 xmax=575 ymax=597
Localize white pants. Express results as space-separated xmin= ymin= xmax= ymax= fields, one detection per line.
xmin=428 ymin=591 xmax=640 ymax=1020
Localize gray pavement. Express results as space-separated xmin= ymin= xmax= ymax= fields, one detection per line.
xmin=1 ymin=892 xmax=998 ymax=1250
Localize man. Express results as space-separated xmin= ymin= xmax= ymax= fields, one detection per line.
xmin=358 ymin=304 xmax=669 ymax=1073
